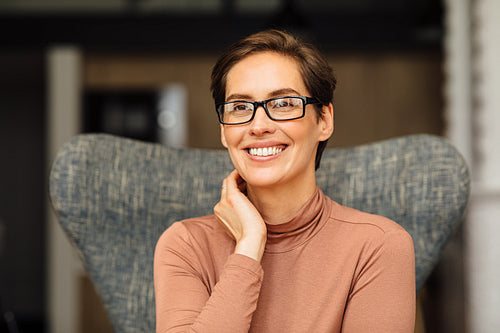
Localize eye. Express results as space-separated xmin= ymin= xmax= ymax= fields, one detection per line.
xmin=225 ymin=102 xmax=253 ymax=116
xmin=275 ymin=100 xmax=290 ymax=108
xmin=269 ymin=98 xmax=299 ymax=110
xmin=232 ymin=103 xmax=252 ymax=111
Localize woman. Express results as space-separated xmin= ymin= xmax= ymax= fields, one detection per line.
xmin=154 ymin=30 xmax=415 ymax=332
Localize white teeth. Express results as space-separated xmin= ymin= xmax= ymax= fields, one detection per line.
xmin=249 ymin=146 xmax=283 ymax=156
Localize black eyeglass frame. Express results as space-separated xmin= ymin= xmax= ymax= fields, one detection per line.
xmin=215 ymin=96 xmax=321 ymax=125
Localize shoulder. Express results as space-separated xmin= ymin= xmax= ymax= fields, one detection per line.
xmin=156 ymin=214 xmax=229 ymax=251
xmin=154 ymin=215 xmax=235 ymax=287
xmin=323 ymin=198 xmax=415 ymax=280
xmin=324 ymin=197 xmax=414 ymax=254
xmin=154 ymin=215 xmax=236 ymax=270
xmin=327 ymin=197 xmax=408 ymax=235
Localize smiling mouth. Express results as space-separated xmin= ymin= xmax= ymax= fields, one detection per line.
xmin=247 ymin=146 xmax=286 ymax=157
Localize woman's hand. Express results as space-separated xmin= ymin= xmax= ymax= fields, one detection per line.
xmin=214 ymin=170 xmax=267 ymax=262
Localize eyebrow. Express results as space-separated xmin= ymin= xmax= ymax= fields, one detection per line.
xmin=226 ymin=88 xmax=302 ymax=101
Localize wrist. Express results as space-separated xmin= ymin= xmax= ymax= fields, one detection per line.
xmin=234 ymin=234 xmax=267 ymax=262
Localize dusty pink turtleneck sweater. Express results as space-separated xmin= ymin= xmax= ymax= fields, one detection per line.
xmin=154 ymin=187 xmax=415 ymax=332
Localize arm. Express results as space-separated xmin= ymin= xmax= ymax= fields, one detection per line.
xmin=154 ymin=170 xmax=267 ymax=332
xmin=341 ymin=230 xmax=416 ymax=333
xmin=154 ymin=229 xmax=263 ymax=333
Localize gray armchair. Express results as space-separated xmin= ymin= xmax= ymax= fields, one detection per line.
xmin=49 ymin=134 xmax=469 ymax=332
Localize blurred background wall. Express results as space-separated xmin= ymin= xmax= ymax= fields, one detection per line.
xmin=0 ymin=0 xmax=498 ymax=332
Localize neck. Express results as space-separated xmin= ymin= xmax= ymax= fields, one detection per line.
xmin=247 ymin=178 xmax=317 ymax=225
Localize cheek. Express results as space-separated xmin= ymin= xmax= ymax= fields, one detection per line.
xmin=287 ymin=123 xmax=316 ymax=146
xmin=220 ymin=125 xmax=228 ymax=148
xmin=221 ymin=127 xmax=242 ymax=149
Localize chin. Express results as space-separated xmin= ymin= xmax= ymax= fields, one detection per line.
xmin=239 ymin=169 xmax=287 ymax=189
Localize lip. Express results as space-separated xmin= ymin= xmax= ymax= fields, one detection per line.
xmin=243 ymin=141 xmax=287 ymax=149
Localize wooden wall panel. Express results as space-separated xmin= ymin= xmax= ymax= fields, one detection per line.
xmin=84 ymin=51 xmax=442 ymax=150
xmin=329 ymin=52 xmax=443 ymax=147
xmin=84 ymin=53 xmax=220 ymax=148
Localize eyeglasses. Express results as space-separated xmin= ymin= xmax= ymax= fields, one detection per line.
xmin=215 ymin=96 xmax=320 ymax=125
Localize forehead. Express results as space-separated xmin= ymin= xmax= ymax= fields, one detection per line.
xmin=226 ymin=51 xmax=308 ymax=98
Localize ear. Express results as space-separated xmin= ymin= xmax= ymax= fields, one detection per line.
xmin=318 ymin=103 xmax=334 ymax=141
xmin=220 ymin=124 xmax=228 ymax=148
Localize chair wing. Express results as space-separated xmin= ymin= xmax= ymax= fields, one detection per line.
xmin=316 ymin=134 xmax=469 ymax=292
xmin=49 ymin=134 xmax=233 ymax=332
xmin=49 ymin=133 xmax=469 ymax=332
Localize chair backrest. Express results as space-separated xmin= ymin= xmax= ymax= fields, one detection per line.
xmin=49 ymin=133 xmax=469 ymax=333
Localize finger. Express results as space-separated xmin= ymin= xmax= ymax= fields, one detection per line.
xmin=215 ymin=214 xmax=237 ymax=240
xmin=234 ymin=171 xmax=245 ymax=186
xmin=225 ymin=170 xmax=240 ymax=192
xmin=231 ymin=170 xmax=247 ymax=194
xmin=220 ymin=177 xmax=228 ymax=196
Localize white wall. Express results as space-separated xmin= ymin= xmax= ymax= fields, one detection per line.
xmin=46 ymin=46 xmax=83 ymax=333
xmin=469 ymin=0 xmax=500 ymax=331
xmin=445 ymin=0 xmax=500 ymax=331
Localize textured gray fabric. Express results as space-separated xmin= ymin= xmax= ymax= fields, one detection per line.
xmin=49 ymin=133 xmax=469 ymax=333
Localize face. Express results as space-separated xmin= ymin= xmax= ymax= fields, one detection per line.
xmin=220 ymin=51 xmax=333 ymax=190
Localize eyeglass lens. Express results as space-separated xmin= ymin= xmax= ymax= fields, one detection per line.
xmin=220 ymin=97 xmax=304 ymax=124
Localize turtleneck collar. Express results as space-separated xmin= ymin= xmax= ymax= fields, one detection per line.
xmin=264 ymin=187 xmax=329 ymax=254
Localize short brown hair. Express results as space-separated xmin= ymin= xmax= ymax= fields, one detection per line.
xmin=210 ymin=29 xmax=336 ymax=170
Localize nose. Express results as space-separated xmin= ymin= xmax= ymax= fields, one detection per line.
xmin=248 ymin=105 xmax=276 ymax=136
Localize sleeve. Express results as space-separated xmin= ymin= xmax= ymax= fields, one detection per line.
xmin=341 ymin=229 xmax=416 ymax=333
xmin=154 ymin=222 xmax=264 ymax=333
